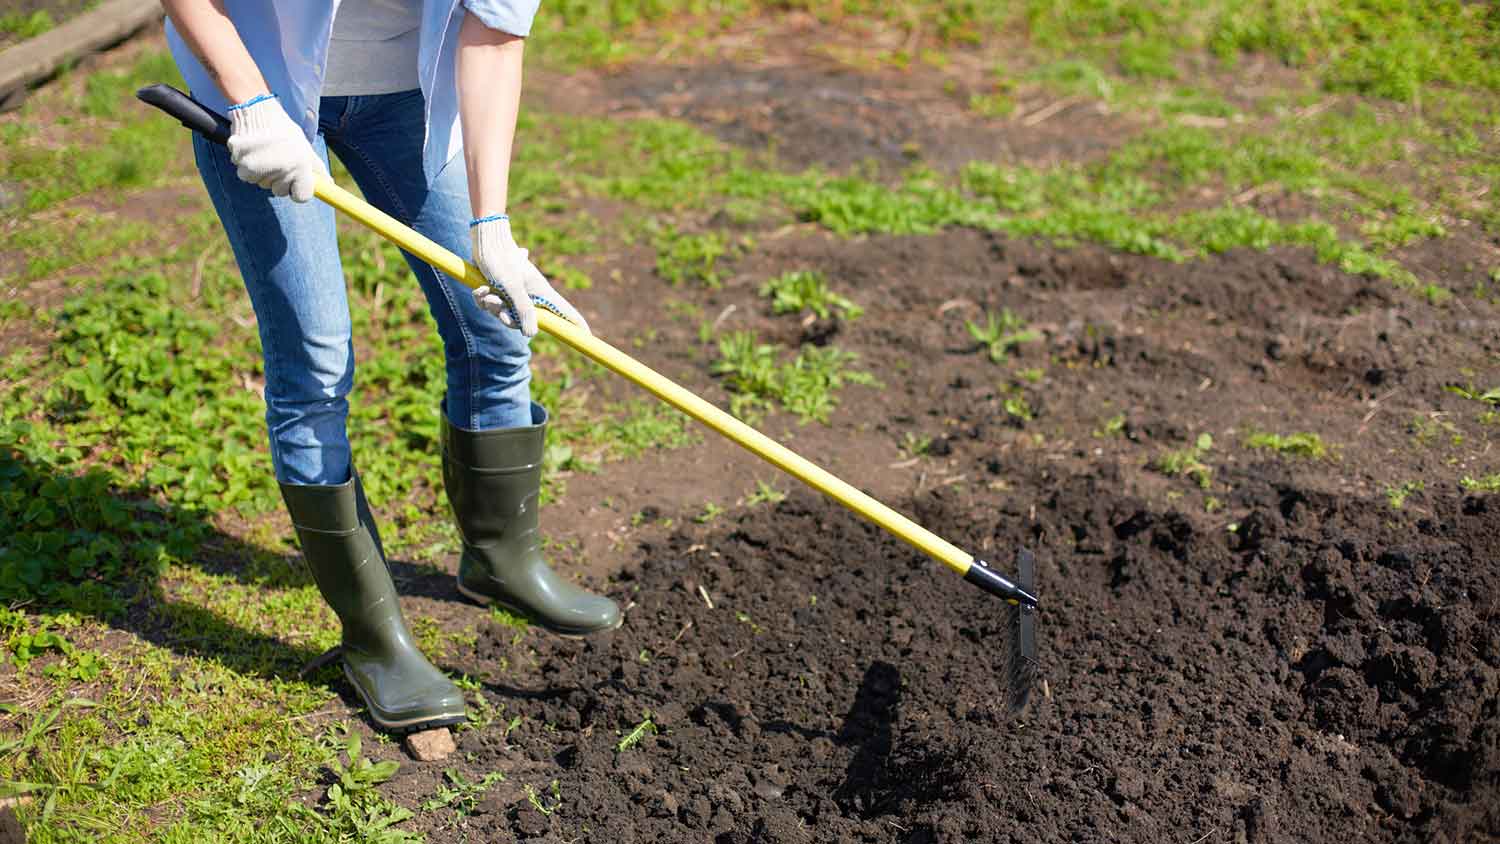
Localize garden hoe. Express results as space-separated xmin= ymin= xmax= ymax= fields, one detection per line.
xmin=138 ymin=84 xmax=1040 ymax=712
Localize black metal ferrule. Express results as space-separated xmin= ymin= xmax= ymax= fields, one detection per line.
xmin=137 ymin=84 xmax=232 ymax=146
xmin=966 ymin=551 xmax=1039 ymax=609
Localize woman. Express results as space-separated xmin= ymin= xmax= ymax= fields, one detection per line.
xmin=163 ymin=0 xmax=619 ymax=734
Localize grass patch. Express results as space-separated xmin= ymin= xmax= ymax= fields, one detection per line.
xmin=1 ymin=49 xmax=188 ymax=212
xmin=0 ymin=10 xmax=53 ymax=39
xmin=1243 ymin=430 xmax=1329 ymax=459
xmin=1 ymin=642 xmax=357 ymax=841
xmin=591 ymin=402 xmax=699 ymax=460
xmin=532 ymin=1 xmax=1500 ymax=106
xmin=1153 ymin=433 xmax=1215 ymax=489
xmin=966 ymin=308 xmax=1041 ymax=362
xmin=1460 ymin=474 xmax=1500 ymax=493
xmin=788 ymin=167 xmax=1000 ymax=235
xmin=1445 ymin=384 xmax=1500 ymax=407
xmin=3 ymin=119 xmax=186 ymax=211
xmin=653 ymin=228 xmax=749 ymax=288
xmin=1004 ymin=395 xmax=1035 ymax=422
xmin=759 ymin=270 xmax=863 ymax=320
xmin=421 ymin=769 xmax=506 ymax=817
xmin=1409 ymin=414 xmax=1464 ymax=449
xmin=711 ymin=331 xmax=877 ymax=424
xmin=742 ymin=480 xmax=786 ymax=506
xmin=8 ymin=214 xmax=160 ymax=283
xmin=508 ymin=91 xmax=1473 ymax=298
xmin=1386 ymin=479 xmax=1424 ymax=509
xmin=1095 ymin=413 xmax=1128 ymax=438
xmin=900 ymin=432 xmax=933 ymax=457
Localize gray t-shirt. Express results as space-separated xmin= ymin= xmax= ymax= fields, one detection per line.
xmin=323 ymin=0 xmax=423 ymax=96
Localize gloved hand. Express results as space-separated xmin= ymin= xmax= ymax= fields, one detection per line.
xmin=470 ymin=216 xmax=591 ymax=338
xmin=226 ymin=94 xmax=323 ymax=203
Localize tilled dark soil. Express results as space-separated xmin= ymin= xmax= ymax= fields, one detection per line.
xmin=428 ymin=468 xmax=1497 ymax=843
xmin=399 ymin=148 xmax=1500 ymax=842
xmin=587 ymin=62 xmax=1130 ymax=172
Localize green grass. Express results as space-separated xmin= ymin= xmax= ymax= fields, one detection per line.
xmin=585 ymin=401 xmax=700 ymax=459
xmin=0 ymin=50 xmax=187 ymax=212
xmin=1461 ymin=473 xmax=1500 ymax=493
xmin=966 ymin=308 xmax=1041 ymax=363
xmin=1445 ymin=384 xmax=1500 ymax=407
xmin=742 ymin=480 xmax=786 ymax=506
xmin=1243 ymin=430 xmax=1330 ymax=460
xmin=2 ymin=119 xmax=185 ymax=211
xmin=900 ymin=432 xmax=932 ymax=457
xmin=711 ymin=331 xmax=877 ymax=423
xmin=511 ymin=210 xmax=600 ymax=290
xmin=9 ymin=214 xmax=159 ymax=283
xmin=421 ymin=769 xmax=506 ymax=817
xmin=531 ymin=0 xmax=1500 ymax=104
xmin=505 ymin=80 xmax=1478 ymax=300
xmin=1386 ymin=479 xmax=1424 ymax=509
xmin=1409 ymin=414 xmax=1464 ymax=449
xmin=1004 ymin=394 xmax=1035 ymax=422
xmin=616 ymin=713 xmax=657 ymax=752
xmin=1095 ymin=413 xmax=1128 ymax=438
xmin=516 ymin=0 xmax=1499 ymax=302
xmin=759 ymin=270 xmax=863 ymax=320
xmin=0 ymin=10 xmax=54 ymax=39
xmin=653 ymin=228 xmax=749 ymax=288
xmin=3 ymin=642 xmax=346 ymax=842
xmin=1153 ymin=433 xmax=1215 ymax=490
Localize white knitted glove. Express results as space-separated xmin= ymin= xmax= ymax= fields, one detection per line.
xmin=470 ymin=216 xmax=591 ymax=338
xmin=225 ymin=94 xmax=323 ymax=203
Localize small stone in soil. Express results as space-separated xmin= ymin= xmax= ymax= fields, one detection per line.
xmin=651 ymin=790 xmax=679 ymax=817
xmin=753 ymin=780 xmax=785 ymax=800
xmin=404 ymin=727 xmax=457 ymax=761
xmin=652 ymin=701 xmax=685 ymax=728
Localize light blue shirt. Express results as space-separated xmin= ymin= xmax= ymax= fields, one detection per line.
xmin=165 ymin=0 xmax=540 ymax=181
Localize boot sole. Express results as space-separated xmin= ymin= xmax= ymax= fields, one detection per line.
xmin=456 ymin=579 xmax=624 ymax=639
xmin=342 ymin=663 xmax=469 ymax=734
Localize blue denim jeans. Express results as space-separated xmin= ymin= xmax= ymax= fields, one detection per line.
xmin=192 ymin=89 xmax=532 ymax=486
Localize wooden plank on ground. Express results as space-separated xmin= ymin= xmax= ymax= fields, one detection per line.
xmin=0 ymin=0 xmax=164 ymax=102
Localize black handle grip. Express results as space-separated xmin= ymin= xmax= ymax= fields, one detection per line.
xmin=136 ymin=83 xmax=232 ymax=146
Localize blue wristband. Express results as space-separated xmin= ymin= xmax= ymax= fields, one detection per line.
xmin=228 ymin=93 xmax=277 ymax=112
xmin=469 ymin=214 xmax=510 ymax=227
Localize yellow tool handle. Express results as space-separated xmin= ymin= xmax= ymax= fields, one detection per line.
xmin=320 ymin=181 xmax=971 ymax=563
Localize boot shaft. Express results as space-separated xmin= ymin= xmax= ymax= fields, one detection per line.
xmin=440 ymin=403 xmax=623 ymax=636
xmin=440 ymin=402 xmax=547 ymax=558
xmin=279 ymin=475 xmax=401 ymax=643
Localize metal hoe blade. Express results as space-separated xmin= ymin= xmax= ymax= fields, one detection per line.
xmin=1005 ymin=548 xmax=1039 ymax=714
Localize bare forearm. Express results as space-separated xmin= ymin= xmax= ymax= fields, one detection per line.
xmin=457 ymin=11 xmax=525 ymax=220
xmin=161 ymin=0 xmax=269 ymax=102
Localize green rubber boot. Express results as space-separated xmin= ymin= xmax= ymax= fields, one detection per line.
xmin=442 ymin=403 xmax=622 ymax=636
xmin=280 ymin=474 xmax=467 ymax=732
